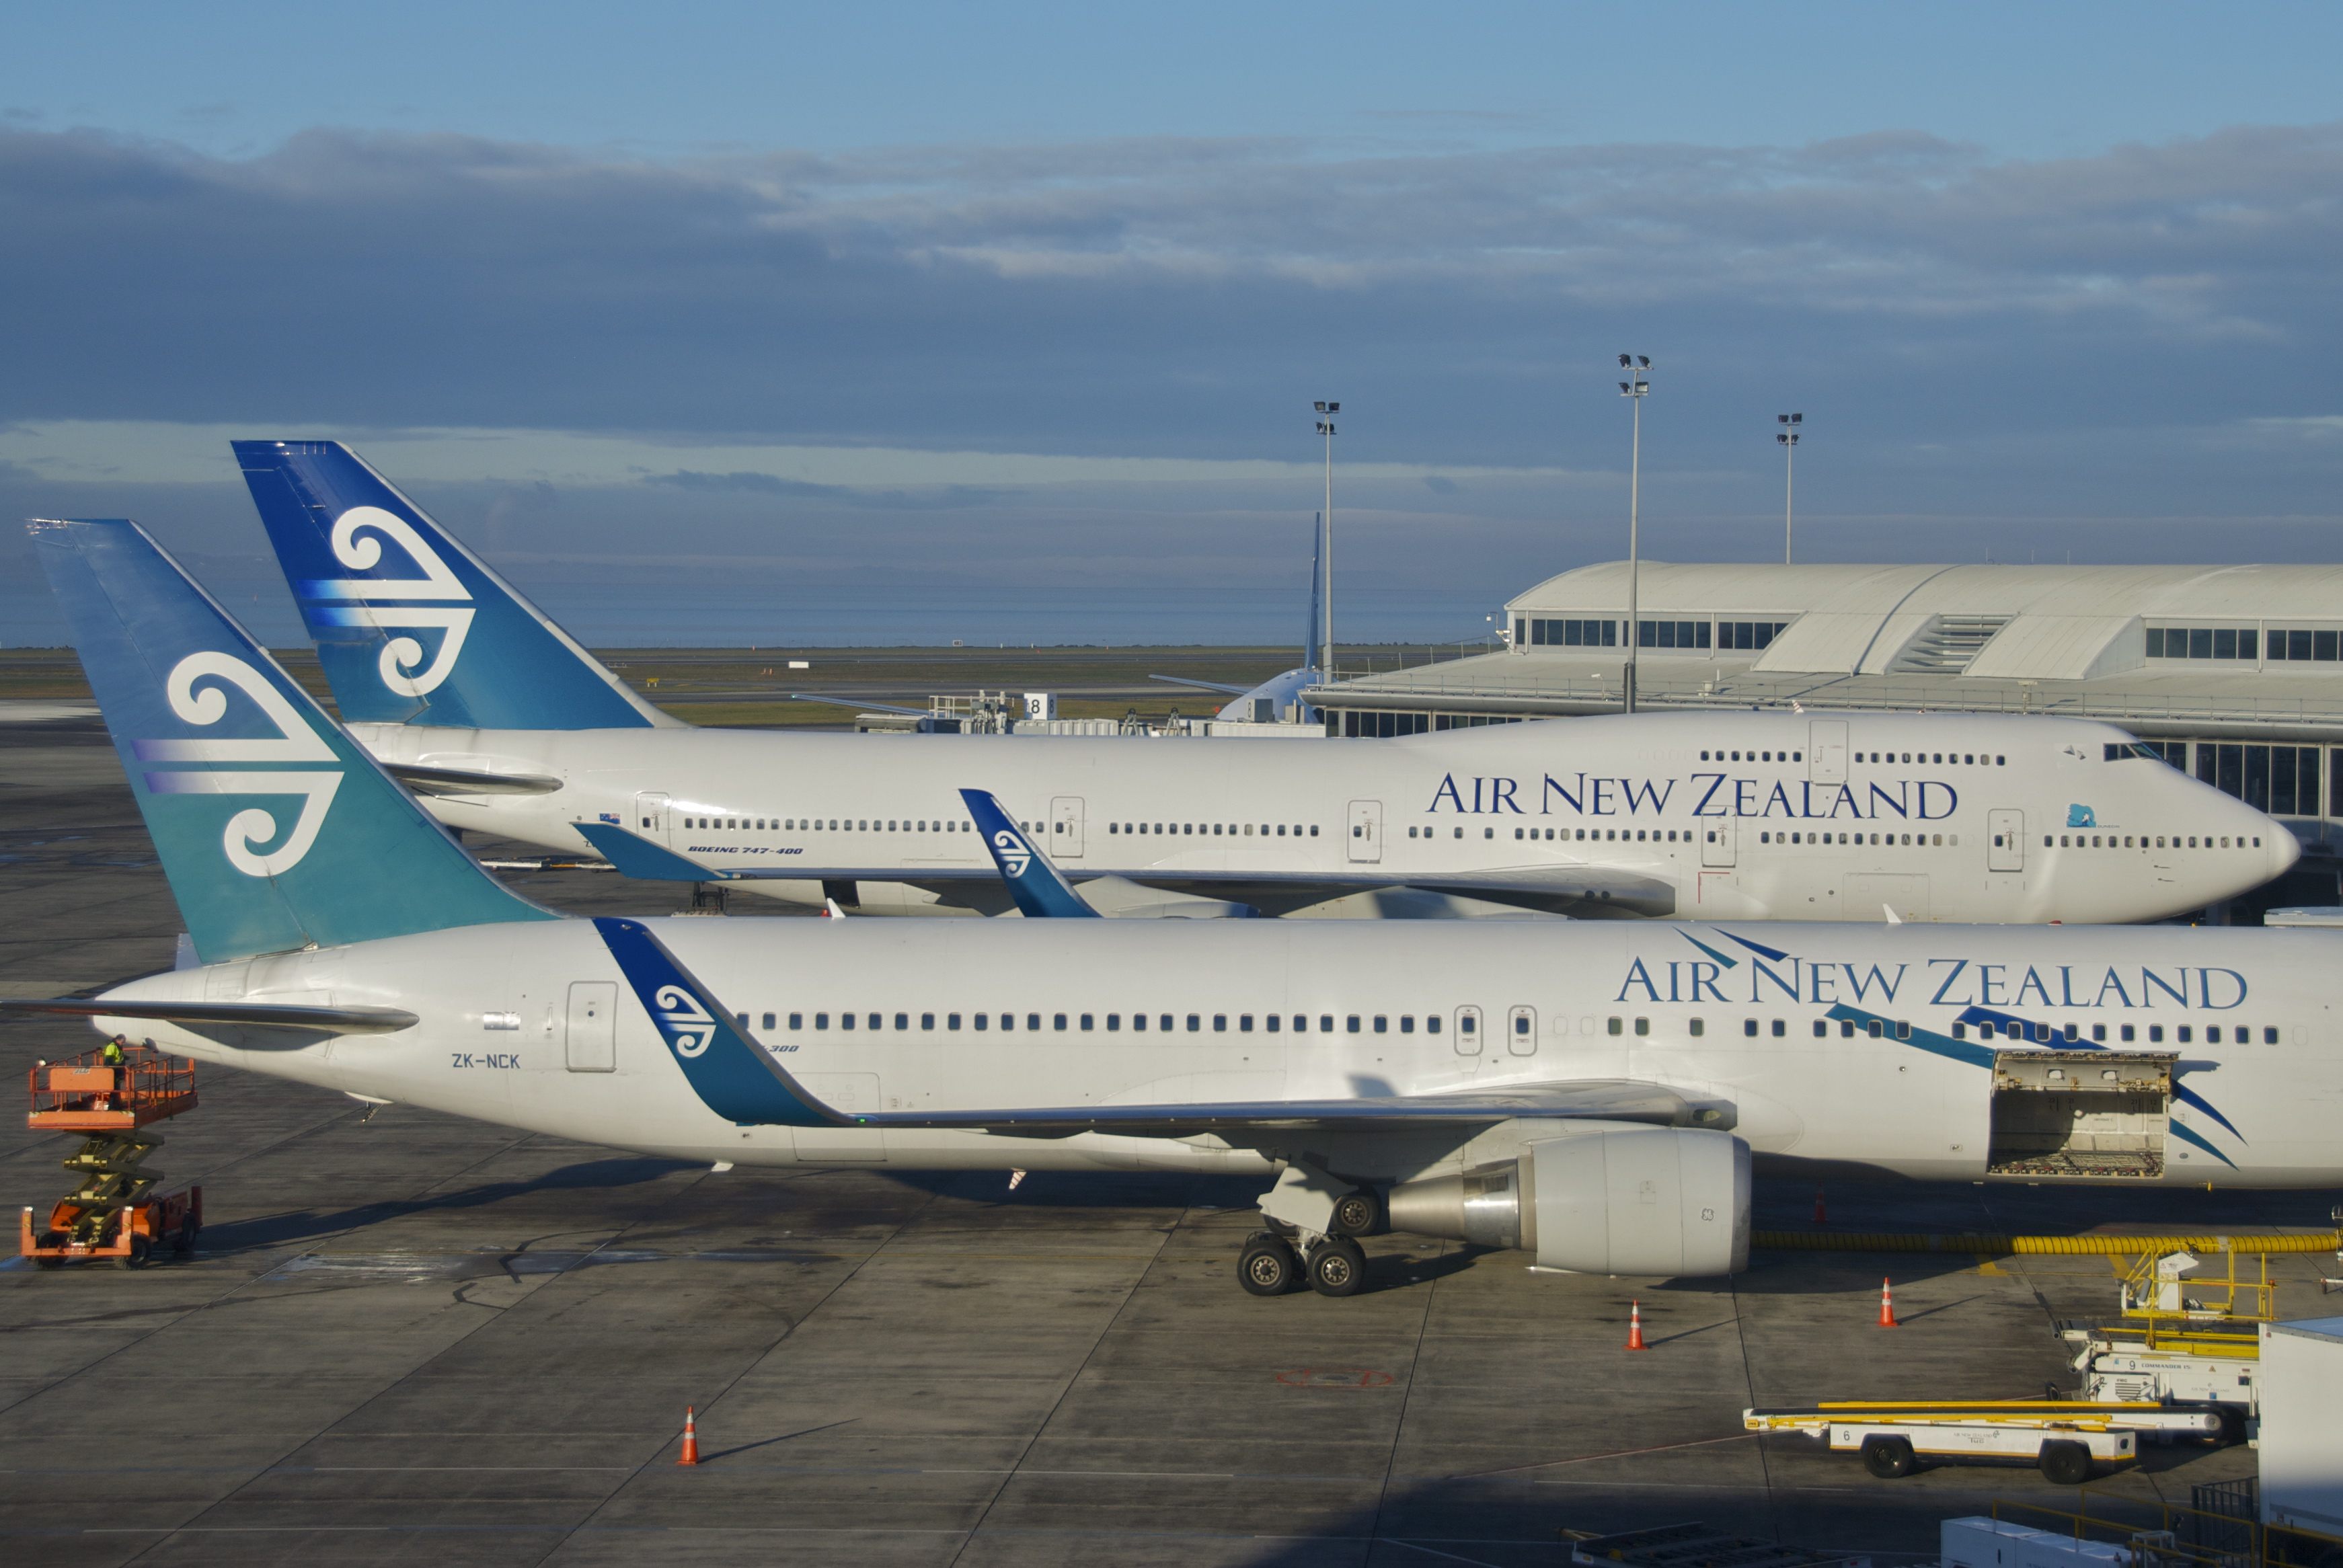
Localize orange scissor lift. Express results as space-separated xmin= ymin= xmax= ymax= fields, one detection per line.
xmin=20 ymin=1041 xmax=201 ymax=1269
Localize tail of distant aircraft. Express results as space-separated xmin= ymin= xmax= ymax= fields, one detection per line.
xmin=232 ymin=440 xmax=684 ymax=731
xmin=31 ymin=518 xmax=562 ymax=964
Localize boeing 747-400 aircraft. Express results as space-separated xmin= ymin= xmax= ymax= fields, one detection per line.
xmin=229 ymin=441 xmax=2289 ymax=925
xmin=18 ymin=518 xmax=2342 ymax=1299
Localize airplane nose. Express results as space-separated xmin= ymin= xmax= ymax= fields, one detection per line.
xmin=2270 ymin=819 xmax=2305 ymax=879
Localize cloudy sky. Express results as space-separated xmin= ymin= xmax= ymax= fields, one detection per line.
xmin=3 ymin=3 xmax=2338 ymax=645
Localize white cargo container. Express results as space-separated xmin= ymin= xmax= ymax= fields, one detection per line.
xmin=2259 ymin=1317 xmax=2343 ymax=1552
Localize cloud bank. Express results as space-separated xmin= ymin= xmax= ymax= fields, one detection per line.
xmin=0 ymin=121 xmax=2337 ymax=645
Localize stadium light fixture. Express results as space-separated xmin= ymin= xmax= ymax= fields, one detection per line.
xmin=1776 ymin=412 xmax=1802 ymax=564
xmin=1315 ymin=401 xmax=1338 ymax=676
xmin=1619 ymin=356 xmax=1650 ymax=713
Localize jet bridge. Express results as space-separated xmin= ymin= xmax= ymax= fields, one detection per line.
xmin=1987 ymin=1050 xmax=2175 ymax=1180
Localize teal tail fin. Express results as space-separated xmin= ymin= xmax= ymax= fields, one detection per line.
xmin=32 ymin=518 xmax=562 ymax=963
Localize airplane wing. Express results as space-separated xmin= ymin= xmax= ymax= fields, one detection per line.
xmin=594 ymin=916 xmax=1728 ymax=1134
xmin=1148 ymin=674 xmax=1252 ymax=696
xmin=3 ymin=998 xmax=420 ymax=1033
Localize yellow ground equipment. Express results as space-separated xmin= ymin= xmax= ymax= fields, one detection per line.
xmin=20 ymin=1040 xmax=201 ymax=1269
xmin=1744 ymin=1400 xmax=2223 ymax=1485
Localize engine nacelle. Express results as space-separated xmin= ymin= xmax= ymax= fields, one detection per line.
xmin=1385 ymin=1124 xmax=1750 ymax=1278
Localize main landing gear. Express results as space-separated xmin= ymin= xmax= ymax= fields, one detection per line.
xmin=1237 ymin=1229 xmax=1368 ymax=1298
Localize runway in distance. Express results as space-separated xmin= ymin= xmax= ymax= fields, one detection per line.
xmin=231 ymin=440 xmax=2292 ymax=925
xmin=20 ymin=518 xmax=2343 ymax=1298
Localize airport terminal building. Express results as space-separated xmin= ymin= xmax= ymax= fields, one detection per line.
xmin=1309 ymin=561 xmax=2343 ymax=876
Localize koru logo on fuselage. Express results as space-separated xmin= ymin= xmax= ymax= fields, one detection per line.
xmin=993 ymin=829 xmax=1032 ymax=878
xmin=654 ymin=984 xmax=718 ymax=1058
xmin=132 ymin=652 xmax=344 ymax=877
xmin=297 ymin=506 xmax=475 ymax=698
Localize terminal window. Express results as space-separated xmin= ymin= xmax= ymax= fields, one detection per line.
xmin=1717 ymin=620 xmax=1791 ymax=651
xmin=2264 ymin=629 xmax=2343 ymax=662
xmin=1637 ymin=619 xmax=1712 ymax=649
xmin=1521 ymin=617 xmax=1617 ymax=647
xmin=2145 ymin=625 xmax=2259 ymax=660
xmin=2196 ymin=743 xmax=2321 ymax=815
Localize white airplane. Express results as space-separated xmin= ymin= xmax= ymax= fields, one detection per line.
xmin=229 ymin=443 xmax=2289 ymax=925
xmin=17 ymin=518 xmax=2340 ymax=1299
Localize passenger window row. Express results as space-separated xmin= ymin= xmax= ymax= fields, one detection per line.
xmin=1714 ymin=1016 xmax=2293 ymax=1047
xmin=783 ymin=1011 xmax=1453 ymax=1035
xmin=1108 ymin=823 xmax=1316 ymax=837
xmin=1699 ymin=749 xmax=1804 ymax=762
xmin=684 ymin=816 xmax=974 ymax=832
xmin=2046 ymin=834 xmax=2262 ymax=849
xmin=1759 ymin=830 xmax=1958 ymax=846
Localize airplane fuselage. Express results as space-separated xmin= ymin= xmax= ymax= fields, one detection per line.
xmin=356 ymin=711 xmax=2293 ymax=923
xmin=104 ymin=917 xmax=2340 ymax=1190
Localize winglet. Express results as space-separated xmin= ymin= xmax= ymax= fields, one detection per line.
xmin=591 ymin=916 xmax=846 ymax=1127
xmin=957 ymin=789 xmax=1100 ymax=918
xmin=573 ymin=821 xmax=724 ymax=883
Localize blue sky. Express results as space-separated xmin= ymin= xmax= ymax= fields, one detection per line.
xmin=3 ymin=3 xmax=2338 ymax=644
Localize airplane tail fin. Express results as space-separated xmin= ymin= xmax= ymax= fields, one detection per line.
xmin=231 ymin=440 xmax=685 ymax=731
xmin=31 ymin=518 xmax=562 ymax=964
xmin=958 ymin=789 xmax=1100 ymax=918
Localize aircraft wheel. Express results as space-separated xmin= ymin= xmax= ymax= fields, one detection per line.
xmin=1307 ymin=1237 xmax=1367 ymax=1298
xmin=1330 ymin=1191 xmax=1381 ymax=1237
xmin=1237 ymin=1234 xmax=1300 ymax=1296
xmin=1859 ymin=1436 xmax=1916 ymax=1479
xmin=2037 ymin=1439 xmax=2093 ymax=1486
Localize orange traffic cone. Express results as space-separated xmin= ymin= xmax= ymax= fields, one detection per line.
xmin=1812 ymin=1185 xmax=1828 ymax=1225
xmin=678 ymin=1406 xmax=701 ymax=1465
xmin=1625 ymin=1299 xmax=1648 ymax=1351
xmin=1877 ymin=1278 xmax=1900 ymax=1328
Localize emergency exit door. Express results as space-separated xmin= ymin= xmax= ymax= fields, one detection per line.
xmin=566 ymin=982 xmax=617 ymax=1072
xmin=1348 ymin=799 xmax=1383 ymax=863
xmin=1702 ymin=818 xmax=1736 ymax=867
xmin=1809 ymin=720 xmax=1848 ymax=784
xmin=1051 ymin=796 xmax=1085 ymax=857
xmin=634 ymin=791 xmax=670 ymax=839
xmin=1988 ymin=809 xmax=2025 ymax=872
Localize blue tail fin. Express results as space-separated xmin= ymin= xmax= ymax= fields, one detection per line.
xmin=231 ymin=440 xmax=683 ymax=730
xmin=593 ymin=917 xmax=843 ymax=1126
xmin=32 ymin=519 xmax=561 ymax=964
xmin=958 ymin=789 xmax=1100 ymax=918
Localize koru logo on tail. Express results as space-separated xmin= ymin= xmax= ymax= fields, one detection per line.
xmin=993 ymin=829 xmax=1032 ymax=879
xmin=654 ymin=984 xmax=718 ymax=1058
xmin=298 ymin=506 xmax=475 ymax=697
xmin=132 ymin=652 xmax=344 ymax=877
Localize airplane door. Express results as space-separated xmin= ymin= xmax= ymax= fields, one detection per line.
xmin=1507 ymin=1005 xmax=1537 ymax=1057
xmin=1989 ymin=809 xmax=2024 ymax=872
xmin=565 ymin=982 xmax=617 ymax=1072
xmin=1702 ymin=818 xmax=1736 ymax=867
xmin=1453 ymin=1005 xmax=1483 ymax=1060
xmin=635 ymin=791 xmax=671 ymax=841
xmin=1808 ymin=720 xmax=1847 ymax=784
xmin=1051 ymin=796 xmax=1085 ymax=858
xmin=1348 ymin=799 xmax=1383 ymax=863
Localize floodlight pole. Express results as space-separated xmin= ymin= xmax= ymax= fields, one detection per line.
xmin=1618 ymin=357 xmax=1649 ymax=713
xmin=1315 ymin=401 xmax=1338 ymax=678
xmin=1777 ymin=412 xmax=1802 ymax=565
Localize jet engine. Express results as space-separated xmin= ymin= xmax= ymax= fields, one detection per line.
xmin=1385 ymin=1123 xmax=1750 ymax=1277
